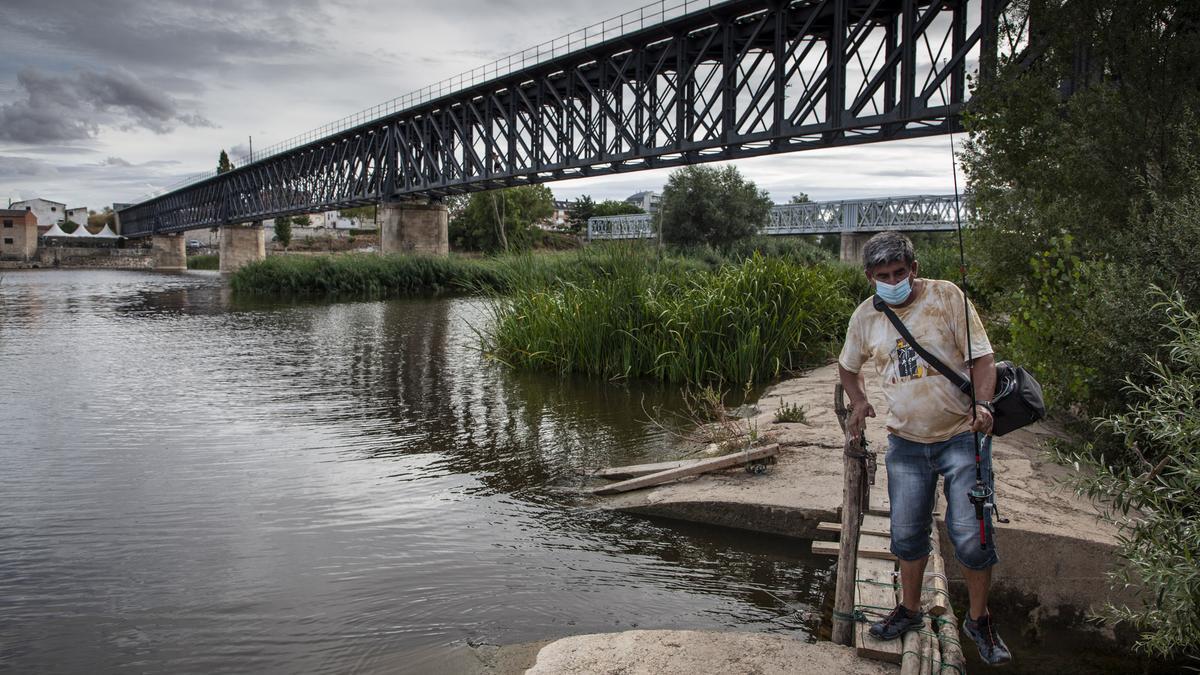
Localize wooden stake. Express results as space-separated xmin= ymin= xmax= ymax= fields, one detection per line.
xmin=831 ymin=383 xmax=868 ymax=647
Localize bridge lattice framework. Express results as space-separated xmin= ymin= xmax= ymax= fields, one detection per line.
xmin=117 ymin=0 xmax=1013 ymax=238
xmin=587 ymin=193 xmax=970 ymax=239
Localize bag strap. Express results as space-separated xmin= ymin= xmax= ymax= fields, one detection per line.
xmin=872 ymin=295 xmax=973 ymax=396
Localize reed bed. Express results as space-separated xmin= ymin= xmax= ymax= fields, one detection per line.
xmin=187 ymin=254 xmax=219 ymax=270
xmin=482 ymin=252 xmax=859 ymax=386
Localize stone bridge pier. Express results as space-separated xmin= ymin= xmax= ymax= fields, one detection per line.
xmin=219 ymin=222 xmax=266 ymax=273
xmin=151 ymin=233 xmax=187 ymax=271
xmin=379 ymin=199 xmax=449 ymax=256
xmin=839 ymin=232 xmax=873 ymax=266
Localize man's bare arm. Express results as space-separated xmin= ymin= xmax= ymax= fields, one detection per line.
xmin=969 ymin=353 xmax=996 ymax=434
xmin=838 ymin=365 xmax=875 ymax=439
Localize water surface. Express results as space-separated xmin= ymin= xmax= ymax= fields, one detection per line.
xmin=0 ymin=270 xmax=829 ymax=674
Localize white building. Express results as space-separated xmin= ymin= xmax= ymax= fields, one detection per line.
xmin=65 ymin=207 xmax=88 ymax=226
xmin=9 ymin=198 xmax=66 ymax=228
xmin=624 ymin=190 xmax=661 ymax=214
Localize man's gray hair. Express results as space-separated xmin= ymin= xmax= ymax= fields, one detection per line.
xmin=862 ymin=231 xmax=915 ymax=271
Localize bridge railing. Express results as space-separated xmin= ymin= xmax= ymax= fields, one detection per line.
xmin=587 ymin=195 xmax=972 ymax=240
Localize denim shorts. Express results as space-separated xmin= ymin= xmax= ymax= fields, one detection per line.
xmin=885 ymin=431 xmax=999 ymax=570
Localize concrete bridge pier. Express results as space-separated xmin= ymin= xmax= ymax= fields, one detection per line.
xmin=379 ymin=199 xmax=449 ymax=256
xmin=839 ymin=232 xmax=873 ymax=266
xmin=219 ymin=222 xmax=266 ymax=273
xmin=151 ymin=234 xmax=187 ymax=271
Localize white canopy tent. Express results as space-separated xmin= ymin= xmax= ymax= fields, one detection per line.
xmin=93 ymin=224 xmax=121 ymax=239
xmin=69 ymin=224 xmax=94 ymax=238
xmin=42 ymin=222 xmax=69 ymax=238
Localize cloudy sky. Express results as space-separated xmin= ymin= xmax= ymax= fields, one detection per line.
xmin=0 ymin=0 xmax=962 ymax=212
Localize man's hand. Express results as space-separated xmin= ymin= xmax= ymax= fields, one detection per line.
xmin=848 ymin=400 xmax=876 ymax=440
xmin=970 ymin=403 xmax=994 ymax=435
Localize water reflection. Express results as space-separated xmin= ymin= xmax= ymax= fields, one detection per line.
xmin=0 ymin=270 xmax=830 ymax=674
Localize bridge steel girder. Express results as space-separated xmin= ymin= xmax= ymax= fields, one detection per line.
xmin=117 ymin=0 xmax=1006 ymax=238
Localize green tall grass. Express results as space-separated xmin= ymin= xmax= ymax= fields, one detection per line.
xmin=187 ymin=254 xmax=219 ymax=270
xmin=228 ymin=245 xmax=710 ymax=298
xmin=482 ymin=252 xmax=857 ymax=386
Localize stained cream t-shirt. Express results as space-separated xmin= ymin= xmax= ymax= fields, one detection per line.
xmin=837 ymin=279 xmax=992 ymax=443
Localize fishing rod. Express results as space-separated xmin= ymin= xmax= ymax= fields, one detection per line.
xmin=943 ymin=66 xmax=1005 ymax=550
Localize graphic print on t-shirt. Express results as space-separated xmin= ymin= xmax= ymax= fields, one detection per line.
xmin=890 ymin=337 xmax=931 ymax=384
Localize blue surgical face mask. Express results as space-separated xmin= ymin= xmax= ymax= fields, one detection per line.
xmin=875 ymin=276 xmax=912 ymax=305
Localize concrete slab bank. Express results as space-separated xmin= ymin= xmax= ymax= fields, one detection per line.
xmin=525 ymin=630 xmax=896 ymax=675
xmin=597 ymin=363 xmax=1123 ymax=615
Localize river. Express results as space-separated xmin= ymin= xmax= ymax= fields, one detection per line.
xmin=0 ymin=269 xmax=829 ymax=674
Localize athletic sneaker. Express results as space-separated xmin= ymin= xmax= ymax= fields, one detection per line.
xmin=868 ymin=604 xmax=925 ymax=641
xmin=963 ymin=612 xmax=1012 ymax=666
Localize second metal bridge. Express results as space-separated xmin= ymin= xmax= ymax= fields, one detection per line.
xmin=587 ymin=193 xmax=969 ymax=239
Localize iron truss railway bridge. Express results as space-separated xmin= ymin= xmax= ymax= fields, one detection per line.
xmin=587 ymin=193 xmax=970 ymax=239
xmin=117 ymin=0 xmax=1015 ymax=238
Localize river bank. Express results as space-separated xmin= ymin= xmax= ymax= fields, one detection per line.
xmin=516 ymin=362 xmax=1132 ymax=673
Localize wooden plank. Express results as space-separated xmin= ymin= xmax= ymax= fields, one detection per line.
xmin=855 ymin=557 xmax=903 ymax=663
xmin=591 ymin=444 xmax=779 ymax=495
xmin=812 ymin=533 xmax=894 ymax=560
xmin=817 ymin=513 xmax=892 ymax=538
xmin=588 ymin=458 xmax=703 ymax=480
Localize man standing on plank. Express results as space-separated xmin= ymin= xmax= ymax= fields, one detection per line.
xmin=837 ymin=231 xmax=1011 ymax=666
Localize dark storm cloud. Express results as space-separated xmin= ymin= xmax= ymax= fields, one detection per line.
xmin=0 ymin=0 xmax=324 ymax=74
xmin=0 ymin=68 xmax=214 ymax=144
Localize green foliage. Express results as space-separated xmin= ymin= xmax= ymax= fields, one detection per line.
xmin=482 ymin=252 xmax=857 ymax=386
xmin=187 ymin=254 xmax=219 ymax=270
xmin=593 ymin=199 xmax=643 ymax=217
xmin=340 ymin=205 xmax=376 ymax=221
xmin=274 ymin=215 xmax=293 ymax=248
xmin=658 ymin=165 xmax=772 ymax=248
xmin=294 ymin=214 xmax=311 ymax=227
xmin=962 ymin=0 xmax=1200 ymax=424
xmin=449 ymin=185 xmax=555 ymax=252
xmin=789 ymin=193 xmax=811 ymax=204
xmin=773 ymin=398 xmax=809 ymax=424
xmin=61 ymin=220 xmax=81 ymax=234
xmin=566 ymin=195 xmax=594 ymax=233
xmin=230 ymin=253 xmax=507 ymax=297
xmin=217 ymin=149 xmax=234 ymax=174
xmin=1004 ymin=235 xmax=1170 ymax=416
xmin=1048 ymin=290 xmax=1200 ymax=658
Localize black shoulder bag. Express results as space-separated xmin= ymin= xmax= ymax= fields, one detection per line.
xmin=872 ymin=295 xmax=1046 ymax=436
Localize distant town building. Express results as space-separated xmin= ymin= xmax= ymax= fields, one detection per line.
xmin=550 ymin=200 xmax=570 ymax=229
xmin=65 ymin=207 xmax=89 ymax=226
xmin=10 ymin=198 xmax=66 ymax=229
xmin=624 ymin=190 xmax=660 ymax=214
xmin=0 ymin=209 xmax=40 ymax=261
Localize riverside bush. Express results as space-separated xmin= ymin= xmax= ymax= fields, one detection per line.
xmin=1049 ymin=290 xmax=1200 ymax=659
xmin=483 ymin=253 xmax=857 ymax=386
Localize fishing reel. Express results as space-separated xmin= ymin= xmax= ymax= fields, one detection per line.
xmin=967 ymin=481 xmax=1011 ymax=549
